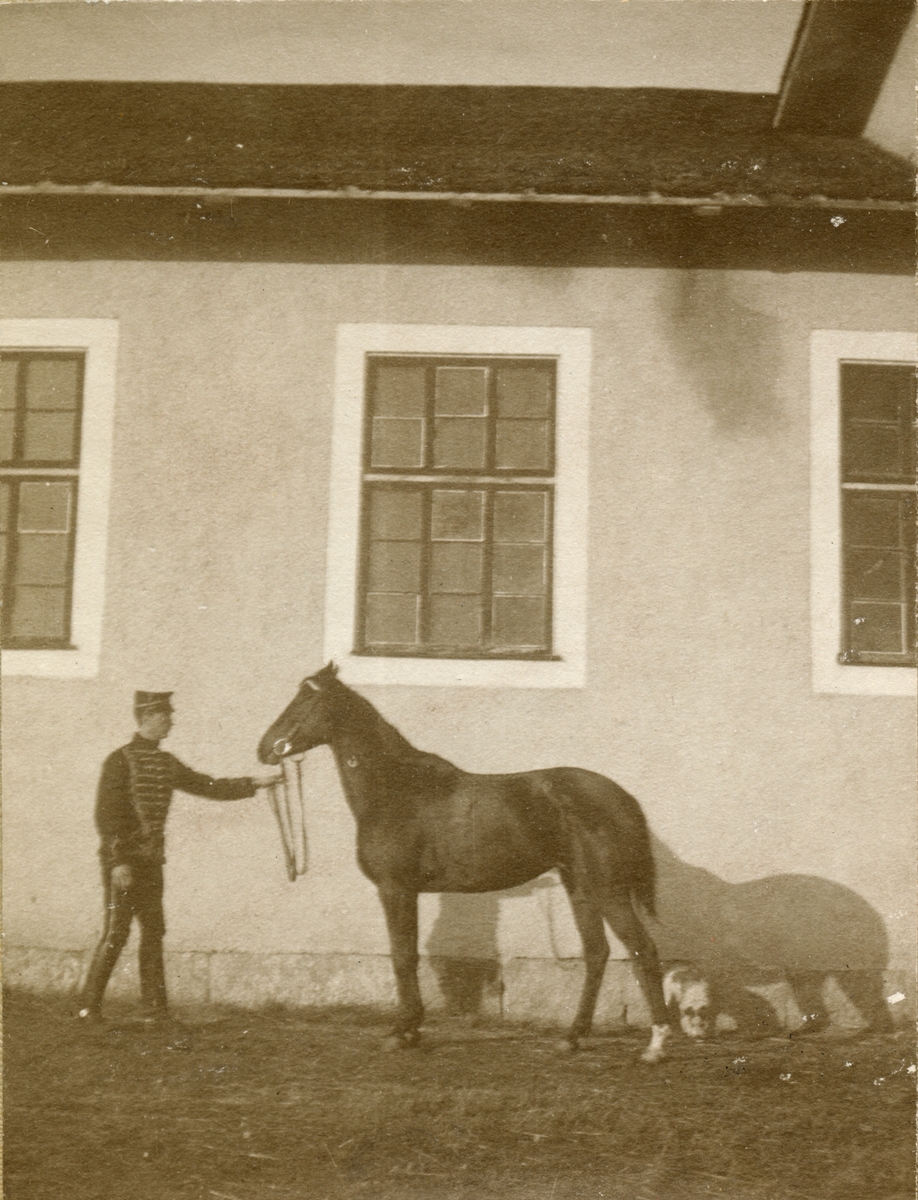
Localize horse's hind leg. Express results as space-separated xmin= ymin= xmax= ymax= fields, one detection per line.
xmin=600 ymin=886 xmax=672 ymax=1063
xmin=559 ymin=867 xmax=609 ymax=1050
xmin=378 ymin=885 xmax=424 ymax=1049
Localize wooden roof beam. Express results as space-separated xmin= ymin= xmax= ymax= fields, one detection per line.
xmin=773 ymin=0 xmax=914 ymax=137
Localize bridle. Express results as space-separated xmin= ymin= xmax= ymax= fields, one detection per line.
xmin=266 ymin=753 xmax=308 ymax=882
xmin=264 ymin=676 xmax=323 ymax=882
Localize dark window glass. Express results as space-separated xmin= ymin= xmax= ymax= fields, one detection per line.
xmin=0 ymin=352 xmax=83 ymax=649
xmin=839 ymin=363 xmax=916 ymax=666
xmin=841 ymin=363 xmax=915 ymax=485
xmin=357 ymin=356 xmax=556 ymax=659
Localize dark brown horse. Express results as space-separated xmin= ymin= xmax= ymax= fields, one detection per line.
xmin=258 ymin=663 xmax=672 ymax=1061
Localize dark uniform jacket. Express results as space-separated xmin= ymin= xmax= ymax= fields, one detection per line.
xmin=96 ymin=733 xmax=254 ymax=866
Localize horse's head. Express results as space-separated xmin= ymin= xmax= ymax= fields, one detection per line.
xmin=257 ymin=663 xmax=339 ymax=763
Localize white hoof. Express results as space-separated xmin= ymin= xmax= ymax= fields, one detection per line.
xmin=381 ymin=1031 xmax=420 ymax=1052
xmin=640 ymin=1023 xmax=672 ymax=1063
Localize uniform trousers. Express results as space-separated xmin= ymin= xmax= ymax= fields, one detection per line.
xmin=79 ymin=859 xmax=168 ymax=1016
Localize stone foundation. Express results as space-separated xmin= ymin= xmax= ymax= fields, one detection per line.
xmin=5 ymin=945 xmax=914 ymax=1035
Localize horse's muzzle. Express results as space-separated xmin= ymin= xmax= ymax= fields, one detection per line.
xmin=272 ymin=738 xmax=293 ymax=760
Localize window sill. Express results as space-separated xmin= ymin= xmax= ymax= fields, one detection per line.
xmin=813 ymin=659 xmax=916 ymax=697
xmin=2 ymin=647 xmax=100 ymax=679
xmin=334 ymin=652 xmax=583 ymax=689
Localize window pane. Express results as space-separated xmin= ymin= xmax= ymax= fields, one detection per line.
xmin=495 ymin=420 xmax=550 ymax=470
xmin=429 ymin=543 xmax=482 ymax=593
xmin=25 ymin=359 xmax=80 ymax=410
xmin=431 ymin=490 xmax=484 ymax=540
xmin=495 ymin=366 xmax=552 ymax=418
xmin=370 ymin=418 xmax=424 ymax=468
xmin=9 ymin=585 xmax=67 ymax=641
xmin=369 ymin=488 xmax=422 ymax=540
xmin=849 ymin=602 xmax=905 ymax=655
xmin=493 ymin=491 xmax=547 ymax=543
xmin=0 ymin=411 xmax=14 ymax=462
xmin=492 ymin=596 xmax=547 ymax=648
xmin=429 ymin=594 xmax=481 ymax=645
xmin=18 ymin=482 xmax=72 ymax=532
xmin=0 ymin=359 xmax=18 ymax=409
xmin=365 ymin=593 xmax=419 ymax=644
xmin=367 ymin=541 xmax=421 ymax=592
xmin=842 ymin=362 xmax=916 ymax=484
xmin=841 ymin=363 xmax=914 ymax=423
xmin=846 ymin=494 xmax=906 ymax=548
xmin=22 ymin=411 xmax=80 ymax=462
xmin=15 ymin=533 xmax=69 ymax=585
xmin=492 ymin=544 xmax=546 ymax=595
xmin=846 ymin=549 xmax=907 ymax=601
xmin=433 ymin=418 xmax=486 ymax=468
xmin=435 ymin=367 xmax=487 ymax=416
xmin=843 ymin=424 xmax=905 ymax=479
xmin=373 ymin=365 xmax=426 ymax=417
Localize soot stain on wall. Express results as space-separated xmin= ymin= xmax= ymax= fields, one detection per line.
xmin=664 ymin=270 xmax=782 ymax=434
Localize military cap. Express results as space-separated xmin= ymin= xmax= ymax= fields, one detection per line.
xmin=133 ymin=691 xmax=174 ymax=714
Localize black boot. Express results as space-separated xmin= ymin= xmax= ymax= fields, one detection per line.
xmin=139 ymin=933 xmax=169 ymax=1020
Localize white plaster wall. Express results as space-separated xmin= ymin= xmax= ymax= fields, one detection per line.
xmin=2 ymin=261 xmax=914 ymax=984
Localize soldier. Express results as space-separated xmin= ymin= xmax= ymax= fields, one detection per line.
xmin=77 ymin=690 xmax=281 ymax=1025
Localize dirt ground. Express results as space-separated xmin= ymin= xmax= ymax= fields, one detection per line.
xmin=3 ymin=990 xmax=915 ymax=1200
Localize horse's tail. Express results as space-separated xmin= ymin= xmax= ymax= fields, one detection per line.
xmin=597 ymin=777 xmax=660 ymax=924
xmin=610 ymin=783 xmax=659 ymax=923
xmin=628 ymin=829 xmax=659 ymax=924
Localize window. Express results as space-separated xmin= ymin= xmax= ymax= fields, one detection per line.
xmin=1 ymin=353 xmax=84 ymax=648
xmin=326 ymin=325 xmax=590 ymax=688
xmin=0 ymin=320 xmax=118 ymax=679
xmin=838 ymin=363 xmax=916 ymax=667
xmin=357 ymin=357 xmax=555 ymax=659
xmin=811 ymin=331 xmax=917 ymax=696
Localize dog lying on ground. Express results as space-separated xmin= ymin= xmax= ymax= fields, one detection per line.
xmin=664 ymin=964 xmax=713 ymax=1038
xmin=663 ymin=963 xmax=744 ymax=1038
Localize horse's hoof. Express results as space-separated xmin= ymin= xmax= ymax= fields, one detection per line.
xmin=639 ymin=1023 xmax=672 ymax=1063
xmin=381 ymin=1031 xmax=420 ymax=1052
xmin=558 ymin=1036 xmax=579 ymax=1053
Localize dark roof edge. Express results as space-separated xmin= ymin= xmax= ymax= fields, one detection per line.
xmin=2 ymin=182 xmax=912 ymax=213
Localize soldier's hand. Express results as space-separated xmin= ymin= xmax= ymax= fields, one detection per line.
xmin=111 ymin=864 xmax=133 ymax=891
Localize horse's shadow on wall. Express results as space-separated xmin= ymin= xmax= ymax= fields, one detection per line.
xmin=424 ymin=837 xmax=892 ymax=1036
xmin=648 ymin=838 xmax=892 ymax=1036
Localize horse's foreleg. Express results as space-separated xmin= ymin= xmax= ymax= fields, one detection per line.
xmin=378 ymin=885 xmax=424 ymax=1049
xmin=559 ymin=868 xmax=609 ymax=1050
xmin=601 ymin=886 xmax=671 ymax=1063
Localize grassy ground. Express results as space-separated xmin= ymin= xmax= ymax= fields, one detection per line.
xmin=4 ymin=990 xmax=915 ymax=1200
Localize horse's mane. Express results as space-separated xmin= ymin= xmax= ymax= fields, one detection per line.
xmin=328 ymin=677 xmax=458 ymax=784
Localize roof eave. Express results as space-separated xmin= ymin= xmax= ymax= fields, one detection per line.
xmin=2 ymin=182 xmax=913 ymax=213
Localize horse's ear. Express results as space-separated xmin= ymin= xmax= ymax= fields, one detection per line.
xmin=326 ymin=661 xmax=339 ymax=677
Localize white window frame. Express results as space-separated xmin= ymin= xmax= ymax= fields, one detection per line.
xmin=810 ymin=330 xmax=917 ymax=696
xmin=1 ymin=319 xmax=118 ymax=679
xmin=325 ymin=324 xmax=590 ymax=688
